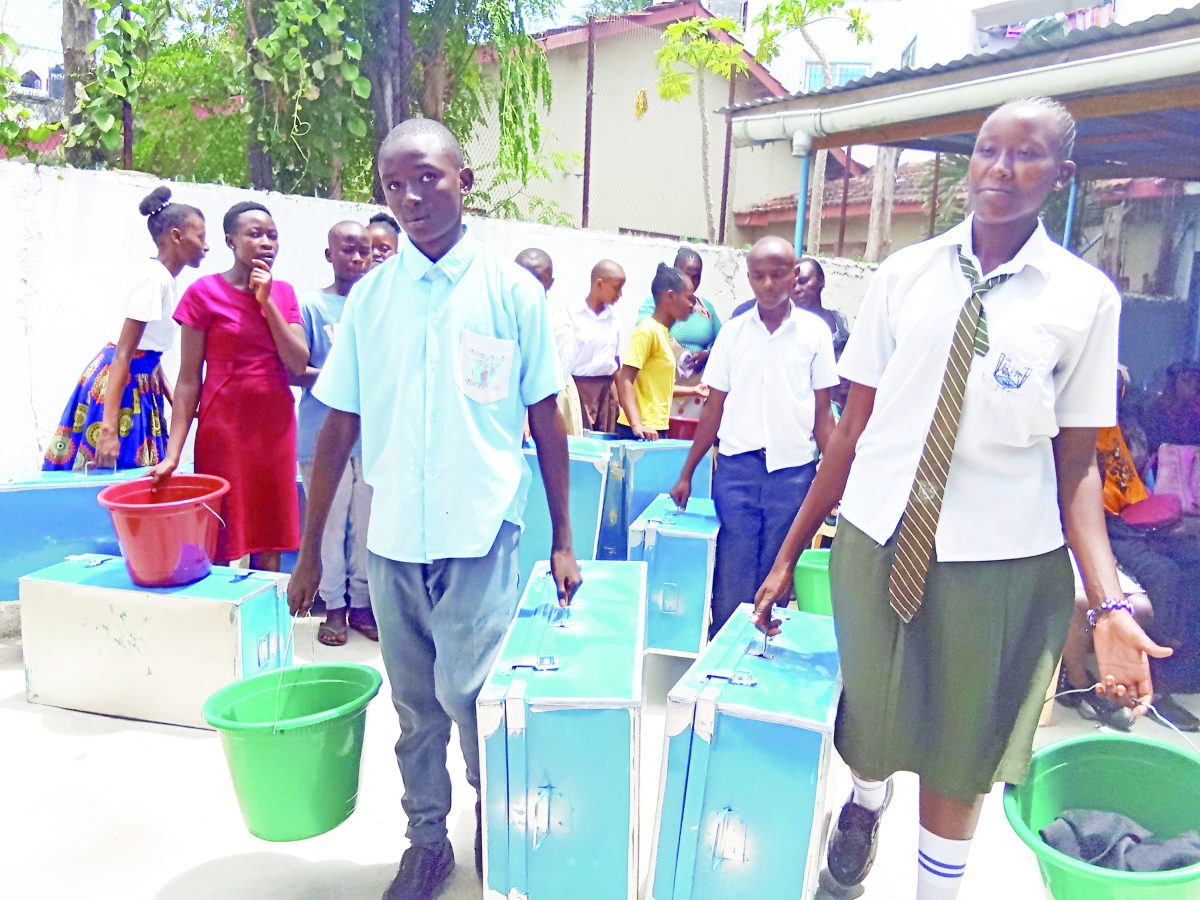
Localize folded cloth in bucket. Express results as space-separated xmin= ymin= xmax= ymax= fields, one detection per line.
xmin=1041 ymin=809 xmax=1200 ymax=872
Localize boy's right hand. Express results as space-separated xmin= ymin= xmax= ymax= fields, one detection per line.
xmin=752 ymin=562 xmax=791 ymax=635
xmin=288 ymin=549 xmax=321 ymax=616
xmin=669 ymin=477 xmax=691 ymax=510
xmin=95 ymin=424 xmax=120 ymax=469
xmin=632 ymin=424 xmax=659 ymax=441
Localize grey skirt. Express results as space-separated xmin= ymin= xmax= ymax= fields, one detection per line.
xmin=830 ymin=518 xmax=1074 ymax=803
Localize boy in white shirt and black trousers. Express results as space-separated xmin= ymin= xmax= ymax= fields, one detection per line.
xmin=671 ymin=235 xmax=837 ymax=637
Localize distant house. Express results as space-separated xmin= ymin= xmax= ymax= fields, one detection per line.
xmin=468 ymin=0 xmax=808 ymax=245
xmin=735 ymin=160 xmax=940 ymax=257
xmin=19 ymin=70 xmax=42 ymax=91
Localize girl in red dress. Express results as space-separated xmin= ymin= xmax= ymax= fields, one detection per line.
xmin=153 ymin=202 xmax=310 ymax=571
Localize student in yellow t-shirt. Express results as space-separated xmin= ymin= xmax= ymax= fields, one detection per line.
xmin=615 ymin=263 xmax=697 ymax=440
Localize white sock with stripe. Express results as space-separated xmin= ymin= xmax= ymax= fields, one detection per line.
xmin=850 ymin=773 xmax=888 ymax=812
xmin=916 ymin=826 xmax=970 ymax=898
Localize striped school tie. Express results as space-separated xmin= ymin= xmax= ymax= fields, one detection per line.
xmin=886 ymin=251 xmax=1014 ymax=622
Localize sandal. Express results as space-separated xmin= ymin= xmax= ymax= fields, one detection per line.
xmin=349 ymin=608 xmax=380 ymax=642
xmin=317 ymin=620 xmax=348 ymax=647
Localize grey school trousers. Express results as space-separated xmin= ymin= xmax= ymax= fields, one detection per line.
xmin=300 ymin=458 xmax=372 ymax=610
xmin=367 ymin=522 xmax=521 ymax=848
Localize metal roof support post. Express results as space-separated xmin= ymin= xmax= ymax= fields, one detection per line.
xmin=1062 ymin=174 xmax=1079 ymax=251
xmin=793 ymin=131 xmax=814 ymax=255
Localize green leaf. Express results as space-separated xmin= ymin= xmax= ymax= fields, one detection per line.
xmin=311 ymin=60 xmax=325 ymax=80
xmin=324 ymin=49 xmax=343 ymax=66
xmin=339 ymin=61 xmax=358 ymax=81
xmin=352 ymin=76 xmax=371 ymax=99
xmin=283 ymin=48 xmax=302 ymax=72
xmin=100 ymin=127 xmax=123 ymax=153
xmin=253 ymin=62 xmax=275 ymax=82
xmin=347 ymin=116 xmax=367 ymax=139
xmin=344 ymin=41 xmax=361 ymax=61
xmin=94 ymin=109 xmax=116 ymax=132
xmin=101 ymin=49 xmax=124 ymax=67
xmin=86 ymin=38 xmax=105 ymax=54
xmin=0 ymin=33 xmax=19 ymax=55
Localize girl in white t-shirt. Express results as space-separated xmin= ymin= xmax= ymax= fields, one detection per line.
xmin=43 ymin=187 xmax=208 ymax=471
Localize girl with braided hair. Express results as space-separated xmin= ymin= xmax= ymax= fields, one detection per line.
xmin=43 ymin=186 xmax=207 ymax=471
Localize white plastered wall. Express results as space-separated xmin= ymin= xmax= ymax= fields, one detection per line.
xmin=0 ymin=160 xmax=876 ymax=472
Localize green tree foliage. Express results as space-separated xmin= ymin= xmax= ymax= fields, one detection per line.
xmin=133 ymin=29 xmax=250 ymax=185
xmin=0 ymin=33 xmax=61 ymax=158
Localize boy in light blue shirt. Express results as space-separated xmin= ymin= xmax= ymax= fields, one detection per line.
xmin=289 ymin=120 xmax=581 ymax=899
xmin=295 ymin=221 xmax=373 ymax=646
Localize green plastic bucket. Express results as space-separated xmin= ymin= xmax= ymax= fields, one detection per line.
xmin=793 ymin=548 xmax=833 ymax=617
xmin=1004 ymin=734 xmax=1200 ymax=899
xmin=202 ymin=663 xmax=383 ymax=842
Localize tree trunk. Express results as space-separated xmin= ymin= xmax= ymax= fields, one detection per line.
xmin=865 ymin=145 xmax=899 ymax=263
xmin=364 ymin=0 xmax=413 ymax=202
xmin=61 ymin=0 xmax=96 ymax=167
xmin=800 ymin=25 xmax=831 ymax=256
xmin=696 ymin=71 xmax=715 ymax=243
xmin=244 ymin=0 xmax=274 ymax=190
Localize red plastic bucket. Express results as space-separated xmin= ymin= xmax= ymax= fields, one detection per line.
xmin=97 ymin=474 xmax=230 ymax=587
xmin=668 ymin=416 xmax=700 ymax=440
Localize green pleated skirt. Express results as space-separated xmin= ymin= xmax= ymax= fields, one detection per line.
xmin=830 ymin=518 xmax=1074 ymax=803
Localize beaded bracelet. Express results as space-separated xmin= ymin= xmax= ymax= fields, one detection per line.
xmin=1085 ymin=597 xmax=1136 ymax=632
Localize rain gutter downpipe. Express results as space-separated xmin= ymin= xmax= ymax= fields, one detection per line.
xmin=731 ymin=37 xmax=1200 ymax=148
xmin=793 ymin=132 xmax=812 ymax=255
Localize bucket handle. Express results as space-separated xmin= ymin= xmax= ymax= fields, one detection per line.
xmin=1050 ymin=683 xmax=1199 ymax=755
xmin=202 ymin=503 xmax=226 ymax=528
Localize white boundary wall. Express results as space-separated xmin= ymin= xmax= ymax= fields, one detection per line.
xmin=0 ymin=161 xmax=875 ymax=472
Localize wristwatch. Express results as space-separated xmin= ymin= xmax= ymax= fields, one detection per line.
xmin=1085 ymin=597 xmax=1136 ymax=632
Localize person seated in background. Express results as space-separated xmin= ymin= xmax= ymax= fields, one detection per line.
xmin=1146 ymin=359 xmax=1200 ymax=450
xmin=294 ymin=221 xmax=377 ymax=646
xmin=516 ymin=248 xmax=583 ymax=436
xmin=1097 ymin=369 xmax=1200 ymax=724
xmin=670 ymin=236 xmax=837 ymax=636
xmin=615 ymin=264 xmax=697 ymax=440
xmin=570 ymin=259 xmax=625 ymax=432
xmin=366 ymin=212 xmax=400 ymax=267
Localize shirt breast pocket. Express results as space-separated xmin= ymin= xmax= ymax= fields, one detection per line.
xmin=968 ymin=327 xmax=1059 ymax=445
xmin=458 ymin=330 xmax=515 ymax=405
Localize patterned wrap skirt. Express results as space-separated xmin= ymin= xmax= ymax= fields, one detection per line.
xmin=830 ymin=517 xmax=1074 ymax=803
xmin=43 ymin=345 xmax=168 ymax=471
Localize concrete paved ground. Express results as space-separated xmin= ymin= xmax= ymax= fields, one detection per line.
xmin=3 ymin=616 xmax=1196 ymax=899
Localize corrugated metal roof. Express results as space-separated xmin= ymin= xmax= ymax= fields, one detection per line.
xmin=728 ymin=4 xmax=1200 ymax=114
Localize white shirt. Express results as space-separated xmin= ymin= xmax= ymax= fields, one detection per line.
xmin=570 ymin=300 xmax=620 ymax=377
xmin=122 ymin=258 xmax=179 ymax=352
xmin=314 ymin=231 xmax=563 ymax=563
xmin=703 ymin=304 xmax=838 ymax=471
xmin=838 ymin=216 xmax=1120 ymax=562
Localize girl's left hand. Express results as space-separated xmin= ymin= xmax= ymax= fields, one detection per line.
xmin=249 ymin=259 xmax=273 ymax=308
xmin=1092 ymin=611 xmax=1173 ymax=712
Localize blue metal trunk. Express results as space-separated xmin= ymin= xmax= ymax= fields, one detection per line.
xmin=478 ymin=560 xmax=646 ymax=900
xmin=0 ymin=468 xmax=152 ymax=602
xmin=518 ymin=436 xmax=612 ymax=587
xmin=649 ymin=605 xmax=841 ymax=899
xmin=628 ymin=493 xmax=718 ymax=658
xmin=19 ymin=554 xmax=292 ymax=728
xmin=596 ymin=440 xmax=713 ymax=561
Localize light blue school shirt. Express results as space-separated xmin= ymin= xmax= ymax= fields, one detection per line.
xmin=312 ymin=230 xmax=563 ymax=563
xmin=297 ymin=290 xmax=362 ymax=463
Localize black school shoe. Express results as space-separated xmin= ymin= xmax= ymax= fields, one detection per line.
xmin=1148 ymin=692 xmax=1200 ymax=732
xmin=384 ymin=843 xmax=454 ymax=900
xmin=826 ymin=779 xmax=893 ymax=887
xmin=1056 ymin=668 xmax=1135 ymax=731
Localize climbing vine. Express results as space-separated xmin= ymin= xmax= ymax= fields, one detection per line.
xmin=66 ymin=1 xmax=174 ymax=159
xmin=0 ymin=33 xmax=60 ymax=158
